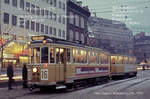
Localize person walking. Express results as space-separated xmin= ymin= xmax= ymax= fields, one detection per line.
xmin=22 ymin=63 xmax=28 ymax=88
xmin=7 ymin=63 xmax=14 ymax=90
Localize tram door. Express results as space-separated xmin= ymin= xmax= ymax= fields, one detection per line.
xmin=55 ymin=48 xmax=67 ymax=82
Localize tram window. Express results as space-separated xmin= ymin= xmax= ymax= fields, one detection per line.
xmin=32 ymin=47 xmax=40 ymax=63
xmin=88 ymin=51 xmax=99 ymax=64
xmin=73 ymin=49 xmax=77 ymax=63
xmin=49 ymin=47 xmax=55 ymax=63
xmin=41 ymin=47 xmax=48 ymax=63
xmin=96 ymin=53 xmax=99 ymax=64
xmin=111 ymin=56 xmax=117 ymax=64
xmin=134 ymin=58 xmax=137 ymax=64
xmin=67 ymin=49 xmax=71 ymax=63
xmin=80 ymin=50 xmax=87 ymax=63
xmin=56 ymin=48 xmax=64 ymax=64
xmin=118 ymin=56 xmax=123 ymax=64
xmin=73 ymin=49 xmax=87 ymax=64
xmin=100 ymin=53 xmax=109 ymax=64
xmin=123 ymin=57 xmax=128 ymax=64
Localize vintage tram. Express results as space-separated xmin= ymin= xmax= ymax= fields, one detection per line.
xmin=27 ymin=35 xmax=137 ymax=90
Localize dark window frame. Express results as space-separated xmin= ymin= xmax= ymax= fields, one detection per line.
xmin=4 ymin=13 xmax=9 ymax=24
xmin=19 ymin=18 xmax=24 ymax=28
xmin=36 ymin=23 xmax=40 ymax=32
xmin=41 ymin=24 xmax=44 ymax=33
xmin=26 ymin=2 xmax=30 ymax=12
xmin=12 ymin=0 xmax=17 ymax=7
xmin=31 ymin=21 xmax=35 ymax=31
xmin=12 ymin=15 xmax=17 ymax=26
xmin=4 ymin=0 xmax=10 ymax=4
xmin=25 ymin=20 xmax=30 ymax=29
xmin=45 ymin=25 xmax=48 ymax=34
xmin=31 ymin=4 xmax=35 ymax=14
xmin=20 ymin=0 xmax=24 ymax=9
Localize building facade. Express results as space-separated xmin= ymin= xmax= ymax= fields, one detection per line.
xmin=88 ymin=16 xmax=134 ymax=55
xmin=134 ymin=33 xmax=150 ymax=64
xmin=0 ymin=0 xmax=67 ymax=70
xmin=67 ymin=0 xmax=90 ymax=45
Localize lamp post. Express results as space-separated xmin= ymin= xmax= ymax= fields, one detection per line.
xmin=1 ymin=35 xmax=3 ymax=71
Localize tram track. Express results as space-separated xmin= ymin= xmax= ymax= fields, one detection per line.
xmin=10 ymin=76 xmax=150 ymax=99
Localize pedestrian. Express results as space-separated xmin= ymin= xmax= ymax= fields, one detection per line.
xmin=7 ymin=63 xmax=14 ymax=90
xmin=22 ymin=63 xmax=28 ymax=88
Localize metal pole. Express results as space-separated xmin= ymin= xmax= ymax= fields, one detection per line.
xmin=1 ymin=35 xmax=3 ymax=71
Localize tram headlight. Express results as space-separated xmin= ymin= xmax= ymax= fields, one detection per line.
xmin=33 ymin=67 xmax=38 ymax=73
xmin=43 ymin=40 xmax=47 ymax=45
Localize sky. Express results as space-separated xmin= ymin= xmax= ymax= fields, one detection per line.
xmin=79 ymin=0 xmax=150 ymax=35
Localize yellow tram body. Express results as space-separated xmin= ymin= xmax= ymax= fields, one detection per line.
xmin=27 ymin=36 xmax=137 ymax=90
xmin=110 ymin=55 xmax=137 ymax=77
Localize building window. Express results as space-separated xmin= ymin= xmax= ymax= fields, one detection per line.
xmin=69 ymin=12 xmax=74 ymax=24
xmin=19 ymin=18 xmax=24 ymax=28
xmin=75 ymin=32 xmax=79 ymax=41
xmin=59 ymin=1 xmax=61 ymax=9
xmin=25 ymin=20 xmax=29 ymax=29
xmin=50 ymin=11 xmax=53 ymax=20
xmin=41 ymin=24 xmax=44 ymax=33
xmin=36 ymin=6 xmax=40 ymax=15
xmin=75 ymin=15 xmax=79 ymax=27
xmin=12 ymin=0 xmax=17 ymax=7
xmin=41 ymin=9 xmax=44 ymax=16
xmin=45 ymin=25 xmax=48 ymax=34
xmin=81 ymin=17 xmax=85 ymax=28
xmin=54 ymin=0 xmax=57 ymax=7
xmin=4 ymin=0 xmax=10 ymax=4
xmin=81 ymin=33 xmax=84 ymax=44
xmin=58 ymin=15 xmax=61 ymax=23
xmin=53 ymin=13 xmax=57 ymax=21
xmin=63 ymin=3 xmax=65 ymax=11
xmin=50 ymin=0 xmax=53 ymax=5
xmin=36 ymin=23 xmax=40 ymax=32
xmin=45 ymin=10 xmax=49 ymax=19
xmin=4 ymin=13 xmax=9 ymax=24
xmin=63 ymin=30 xmax=65 ymax=38
xmin=31 ymin=21 xmax=35 ymax=31
xmin=20 ymin=0 xmax=24 ymax=9
xmin=12 ymin=15 xmax=17 ymax=26
xmin=26 ymin=2 xmax=30 ymax=12
xmin=58 ymin=29 xmax=61 ymax=37
xmin=69 ymin=30 xmax=74 ymax=41
xmin=53 ymin=28 xmax=56 ymax=36
xmin=49 ymin=27 xmax=52 ymax=34
xmin=31 ymin=4 xmax=35 ymax=14
xmin=46 ymin=0 xmax=49 ymax=3
xmin=63 ymin=16 xmax=65 ymax=24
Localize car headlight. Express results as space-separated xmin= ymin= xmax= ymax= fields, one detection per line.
xmin=33 ymin=67 xmax=38 ymax=73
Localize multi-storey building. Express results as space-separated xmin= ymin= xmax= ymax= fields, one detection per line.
xmin=88 ymin=16 xmax=134 ymax=55
xmin=134 ymin=32 xmax=150 ymax=64
xmin=0 ymin=0 xmax=67 ymax=69
xmin=67 ymin=0 xmax=90 ymax=45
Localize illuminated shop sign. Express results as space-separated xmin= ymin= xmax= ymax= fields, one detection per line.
xmin=31 ymin=36 xmax=45 ymax=41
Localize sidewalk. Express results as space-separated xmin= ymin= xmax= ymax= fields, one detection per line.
xmin=0 ymin=86 xmax=30 ymax=99
xmin=0 ymin=68 xmax=22 ymax=82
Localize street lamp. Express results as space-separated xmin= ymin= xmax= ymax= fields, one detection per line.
xmin=0 ymin=35 xmax=4 ymax=71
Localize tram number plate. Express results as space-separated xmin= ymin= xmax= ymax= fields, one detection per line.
xmin=41 ymin=69 xmax=48 ymax=80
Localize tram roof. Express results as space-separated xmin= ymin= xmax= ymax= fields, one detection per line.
xmin=31 ymin=35 xmax=86 ymax=48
